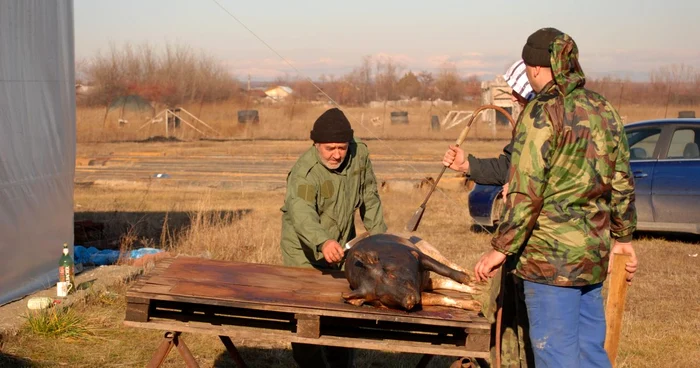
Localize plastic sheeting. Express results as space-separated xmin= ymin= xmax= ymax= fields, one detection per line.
xmin=0 ymin=0 xmax=75 ymax=305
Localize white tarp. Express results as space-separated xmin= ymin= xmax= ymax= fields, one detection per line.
xmin=0 ymin=0 xmax=75 ymax=305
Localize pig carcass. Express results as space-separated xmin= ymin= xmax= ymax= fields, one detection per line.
xmin=342 ymin=233 xmax=480 ymax=311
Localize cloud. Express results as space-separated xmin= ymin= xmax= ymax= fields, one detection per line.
xmin=426 ymin=55 xmax=451 ymax=66
xmin=581 ymin=48 xmax=700 ymax=80
xmin=315 ymin=57 xmax=335 ymax=65
xmin=372 ymin=52 xmax=415 ymax=65
xmin=222 ymin=47 xmax=700 ymax=81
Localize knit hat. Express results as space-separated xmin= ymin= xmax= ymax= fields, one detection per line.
xmin=503 ymin=60 xmax=534 ymax=100
xmin=310 ymin=108 xmax=354 ymax=143
xmin=522 ymin=27 xmax=564 ymax=67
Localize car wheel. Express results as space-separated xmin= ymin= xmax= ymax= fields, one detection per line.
xmin=490 ymin=191 xmax=505 ymax=225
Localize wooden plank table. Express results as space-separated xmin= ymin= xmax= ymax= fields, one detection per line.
xmin=124 ymin=257 xmax=491 ymax=367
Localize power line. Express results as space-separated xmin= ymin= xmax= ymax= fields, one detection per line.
xmin=209 ymin=0 xmax=492 ymax=235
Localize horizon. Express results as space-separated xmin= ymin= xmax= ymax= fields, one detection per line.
xmin=75 ymin=0 xmax=700 ymax=82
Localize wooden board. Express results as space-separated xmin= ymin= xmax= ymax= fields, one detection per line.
xmin=124 ymin=319 xmax=490 ymax=358
xmin=126 ymin=257 xmax=486 ymax=328
xmin=125 ymin=256 xmax=491 ymax=358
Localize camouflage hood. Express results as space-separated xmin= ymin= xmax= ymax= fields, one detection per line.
xmin=550 ymin=33 xmax=586 ymax=96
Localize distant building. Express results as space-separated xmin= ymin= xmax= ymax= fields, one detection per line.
xmin=75 ymin=83 xmax=93 ymax=95
xmin=242 ymin=88 xmax=268 ymax=99
xmin=480 ymin=76 xmax=520 ymax=126
xmin=264 ymin=85 xmax=293 ymax=101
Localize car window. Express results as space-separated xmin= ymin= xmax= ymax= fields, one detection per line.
xmin=626 ymin=128 xmax=661 ymax=161
xmin=666 ymin=128 xmax=700 ymax=159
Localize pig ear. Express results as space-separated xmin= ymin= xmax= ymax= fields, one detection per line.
xmin=356 ymin=250 xmax=380 ymax=266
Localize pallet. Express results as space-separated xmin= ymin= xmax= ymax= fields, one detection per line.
xmin=125 ymin=257 xmax=490 ymax=367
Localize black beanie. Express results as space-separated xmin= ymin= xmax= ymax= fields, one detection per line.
xmin=310 ymin=108 xmax=354 ymax=143
xmin=522 ymin=27 xmax=564 ymax=67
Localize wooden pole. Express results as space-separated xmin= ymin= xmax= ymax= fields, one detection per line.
xmin=165 ymin=109 xmax=169 ymax=138
xmin=605 ymin=253 xmax=631 ymax=367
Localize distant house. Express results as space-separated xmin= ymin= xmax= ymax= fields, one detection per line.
xmin=75 ymin=83 xmax=93 ymax=95
xmin=480 ymin=76 xmax=520 ymax=126
xmin=75 ymin=83 xmax=94 ymax=105
xmin=240 ymin=87 xmax=268 ymax=100
xmin=264 ymin=85 xmax=293 ymax=101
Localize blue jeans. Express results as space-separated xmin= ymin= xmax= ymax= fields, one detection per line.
xmin=523 ymin=280 xmax=611 ymax=368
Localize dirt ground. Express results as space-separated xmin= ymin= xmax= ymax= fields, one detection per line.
xmin=74 ymin=138 xmax=499 ymax=192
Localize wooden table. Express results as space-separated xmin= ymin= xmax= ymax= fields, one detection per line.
xmin=124 ymin=257 xmax=490 ymax=368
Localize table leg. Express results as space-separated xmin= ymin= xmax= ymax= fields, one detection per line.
xmin=416 ymin=354 xmax=434 ymax=368
xmin=449 ymin=357 xmax=476 ymax=368
xmin=219 ymin=335 xmax=249 ymax=368
xmin=173 ymin=333 xmax=200 ymax=368
xmin=146 ymin=331 xmax=177 ymax=368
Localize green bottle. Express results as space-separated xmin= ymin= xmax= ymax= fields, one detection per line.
xmin=57 ymin=243 xmax=75 ymax=297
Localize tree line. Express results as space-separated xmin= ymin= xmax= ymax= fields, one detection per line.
xmin=78 ymin=43 xmax=700 ymax=109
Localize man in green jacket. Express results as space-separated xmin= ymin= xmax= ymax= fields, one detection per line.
xmin=281 ymin=107 xmax=387 ymax=367
xmin=474 ymin=28 xmax=639 ymax=368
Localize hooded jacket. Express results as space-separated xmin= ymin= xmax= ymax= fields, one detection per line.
xmin=491 ymin=33 xmax=637 ymax=286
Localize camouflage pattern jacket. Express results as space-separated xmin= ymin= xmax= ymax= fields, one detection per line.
xmin=491 ymin=34 xmax=637 ymax=286
xmin=280 ymin=139 xmax=387 ymax=269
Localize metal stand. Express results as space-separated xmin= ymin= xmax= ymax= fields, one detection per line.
xmin=146 ymin=331 xmax=250 ymax=368
xmin=220 ymin=335 xmax=249 ymax=368
xmin=147 ymin=331 xmax=200 ymax=368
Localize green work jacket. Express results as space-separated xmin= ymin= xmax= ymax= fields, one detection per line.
xmin=280 ymin=139 xmax=387 ymax=269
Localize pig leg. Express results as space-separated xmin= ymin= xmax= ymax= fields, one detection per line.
xmin=426 ymin=275 xmax=480 ymax=294
xmin=342 ymin=289 xmax=371 ymax=306
xmin=417 ymin=253 xmax=472 ymax=285
xmin=410 ymin=237 xmax=471 ymax=276
xmin=420 ymin=292 xmax=481 ymax=311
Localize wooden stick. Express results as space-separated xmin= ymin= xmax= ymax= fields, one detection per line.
xmin=605 ymin=253 xmax=631 ymax=367
xmin=220 ymin=336 xmax=249 ymax=368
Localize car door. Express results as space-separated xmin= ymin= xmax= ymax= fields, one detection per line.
xmin=650 ymin=124 xmax=700 ymax=227
xmin=625 ymin=125 xmax=663 ymax=223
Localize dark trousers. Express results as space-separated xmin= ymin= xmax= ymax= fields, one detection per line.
xmin=291 ymin=343 xmax=355 ymax=368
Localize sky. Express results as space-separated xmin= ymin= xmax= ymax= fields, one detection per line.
xmin=75 ymin=0 xmax=700 ymax=82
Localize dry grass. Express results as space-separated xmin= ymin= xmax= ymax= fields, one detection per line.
xmin=78 ymin=100 xmax=699 ymax=144
xmin=21 ymin=307 xmax=91 ymax=340
xmin=79 ymin=100 xmax=520 ymax=143
xmin=3 ymin=135 xmax=699 ymax=366
xmin=10 ymin=180 xmax=700 ymax=366
xmin=617 ymin=103 xmax=699 ymax=124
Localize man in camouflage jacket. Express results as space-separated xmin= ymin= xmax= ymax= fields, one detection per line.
xmin=474 ymin=28 xmax=639 ymax=368
xmin=280 ymin=107 xmax=387 ymax=367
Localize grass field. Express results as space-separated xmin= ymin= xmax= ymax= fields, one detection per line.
xmin=77 ymin=101 xmax=699 ymax=143
xmin=1 ymin=104 xmax=699 ymax=367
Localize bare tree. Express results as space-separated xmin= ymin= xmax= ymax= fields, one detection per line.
xmin=397 ymin=71 xmax=421 ymax=99
xmin=417 ymin=71 xmax=435 ymax=100
xmin=79 ymin=42 xmax=238 ymax=107
xmin=375 ymin=57 xmax=402 ymax=101
xmin=435 ymin=63 xmax=463 ymax=102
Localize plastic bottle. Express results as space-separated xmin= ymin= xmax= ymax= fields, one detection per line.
xmin=57 ymin=243 xmax=75 ymax=297
xmin=27 ymin=297 xmax=54 ymax=310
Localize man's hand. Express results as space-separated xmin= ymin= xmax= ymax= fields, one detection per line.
xmin=474 ymin=249 xmax=507 ymax=282
xmin=501 ymin=183 xmax=509 ymax=204
xmin=442 ymin=145 xmax=469 ymax=173
xmin=609 ymin=240 xmax=638 ymax=285
xmin=321 ymin=239 xmax=345 ymax=264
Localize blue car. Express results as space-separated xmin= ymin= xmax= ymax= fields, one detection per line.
xmin=468 ymin=118 xmax=700 ymax=234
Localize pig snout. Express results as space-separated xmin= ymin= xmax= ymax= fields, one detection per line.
xmin=401 ymin=293 xmax=419 ymax=310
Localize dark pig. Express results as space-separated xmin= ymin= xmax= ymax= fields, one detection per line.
xmin=342 ymin=234 xmax=480 ymax=311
